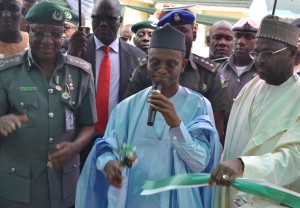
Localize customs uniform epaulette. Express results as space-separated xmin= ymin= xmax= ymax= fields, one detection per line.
xmin=0 ymin=54 xmax=24 ymax=72
xmin=193 ymin=55 xmax=221 ymax=74
xmin=136 ymin=57 xmax=147 ymax=67
xmin=66 ymin=55 xmax=92 ymax=74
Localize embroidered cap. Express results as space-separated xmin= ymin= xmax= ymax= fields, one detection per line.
xmin=157 ymin=9 xmax=195 ymax=27
xmin=256 ymin=15 xmax=300 ymax=47
xmin=131 ymin=20 xmax=157 ymax=33
xmin=150 ymin=23 xmax=185 ymax=52
xmin=232 ymin=17 xmax=260 ymax=32
xmin=25 ymin=1 xmax=65 ymax=26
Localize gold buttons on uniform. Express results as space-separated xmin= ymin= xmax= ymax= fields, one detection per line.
xmin=11 ymin=168 xmax=16 ymax=173
xmin=48 ymin=112 xmax=54 ymax=118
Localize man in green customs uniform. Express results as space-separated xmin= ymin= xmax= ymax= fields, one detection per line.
xmin=0 ymin=2 xmax=97 ymax=208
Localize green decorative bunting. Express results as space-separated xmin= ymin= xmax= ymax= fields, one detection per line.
xmin=142 ymin=173 xmax=300 ymax=207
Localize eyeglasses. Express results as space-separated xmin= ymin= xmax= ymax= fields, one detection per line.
xmin=64 ymin=24 xmax=77 ymax=31
xmin=249 ymin=47 xmax=287 ymax=60
xmin=149 ymin=60 xmax=181 ymax=71
xmin=29 ymin=27 xmax=63 ymax=39
xmin=91 ymin=15 xmax=121 ymax=24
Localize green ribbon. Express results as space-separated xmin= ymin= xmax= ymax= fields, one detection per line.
xmin=142 ymin=173 xmax=300 ymax=207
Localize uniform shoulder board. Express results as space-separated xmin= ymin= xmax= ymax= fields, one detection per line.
xmin=136 ymin=57 xmax=147 ymax=67
xmin=193 ymin=54 xmax=221 ymax=73
xmin=0 ymin=54 xmax=24 ymax=72
xmin=211 ymin=57 xmax=228 ymax=63
xmin=66 ymin=55 xmax=92 ymax=74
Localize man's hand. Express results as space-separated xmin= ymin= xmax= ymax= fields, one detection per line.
xmin=48 ymin=141 xmax=79 ymax=169
xmin=68 ymin=29 xmax=87 ymax=57
xmin=148 ymin=92 xmax=181 ymax=128
xmin=104 ymin=160 xmax=124 ymax=188
xmin=152 ymin=3 xmax=174 ymax=20
xmin=209 ymin=158 xmax=244 ymax=187
xmin=0 ymin=114 xmax=28 ymax=136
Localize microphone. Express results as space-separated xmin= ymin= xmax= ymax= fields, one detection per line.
xmin=147 ymin=83 xmax=162 ymax=126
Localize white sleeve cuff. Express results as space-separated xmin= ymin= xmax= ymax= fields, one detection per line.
xmin=169 ymin=122 xmax=193 ymax=143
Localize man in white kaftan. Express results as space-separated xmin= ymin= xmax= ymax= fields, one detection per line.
xmin=209 ymin=15 xmax=300 ymax=207
xmin=76 ymin=24 xmax=222 ymax=208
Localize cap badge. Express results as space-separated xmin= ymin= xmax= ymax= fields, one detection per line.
xmin=243 ymin=22 xmax=251 ymax=31
xmin=65 ymin=11 xmax=72 ymax=20
xmin=52 ymin=10 xmax=63 ymax=21
xmin=150 ymin=21 xmax=157 ymax=27
xmin=173 ymin=13 xmax=181 ymax=22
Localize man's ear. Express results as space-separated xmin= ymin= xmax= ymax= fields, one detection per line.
xmin=133 ymin=37 xmax=137 ymax=46
xmin=119 ymin=16 xmax=123 ymax=24
xmin=290 ymin=46 xmax=298 ymax=58
xmin=180 ymin=59 xmax=188 ymax=73
xmin=192 ymin=23 xmax=198 ymax=41
xmin=26 ymin=24 xmax=30 ymax=33
xmin=206 ymin=36 xmax=210 ymax=45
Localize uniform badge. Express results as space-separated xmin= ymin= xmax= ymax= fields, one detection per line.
xmin=65 ymin=11 xmax=72 ymax=20
xmin=150 ymin=21 xmax=157 ymax=27
xmin=220 ymin=74 xmax=230 ymax=88
xmin=56 ymin=85 xmax=62 ymax=91
xmin=202 ymin=83 xmax=207 ymax=92
xmin=55 ymin=75 xmax=62 ymax=91
xmin=243 ymin=22 xmax=251 ymax=31
xmin=173 ymin=13 xmax=181 ymax=22
xmin=68 ymin=75 xmax=74 ymax=90
xmin=62 ymin=92 xmax=70 ymax=100
xmin=52 ymin=10 xmax=63 ymax=21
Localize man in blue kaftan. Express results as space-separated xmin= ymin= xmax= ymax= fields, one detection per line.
xmin=76 ymin=23 xmax=222 ymax=208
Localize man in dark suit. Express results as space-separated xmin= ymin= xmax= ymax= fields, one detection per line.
xmin=68 ymin=0 xmax=146 ymax=167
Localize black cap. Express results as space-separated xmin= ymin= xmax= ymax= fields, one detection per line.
xmin=150 ymin=23 xmax=185 ymax=52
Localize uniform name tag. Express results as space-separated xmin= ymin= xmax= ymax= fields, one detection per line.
xmin=21 ymin=87 xmax=37 ymax=91
xmin=65 ymin=109 xmax=74 ymax=130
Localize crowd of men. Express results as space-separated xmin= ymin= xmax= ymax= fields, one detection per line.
xmin=0 ymin=0 xmax=300 ymax=207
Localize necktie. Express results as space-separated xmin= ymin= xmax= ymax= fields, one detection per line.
xmin=95 ymin=46 xmax=110 ymax=133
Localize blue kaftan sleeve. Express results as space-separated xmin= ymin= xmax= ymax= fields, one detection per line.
xmin=169 ymin=120 xmax=211 ymax=173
